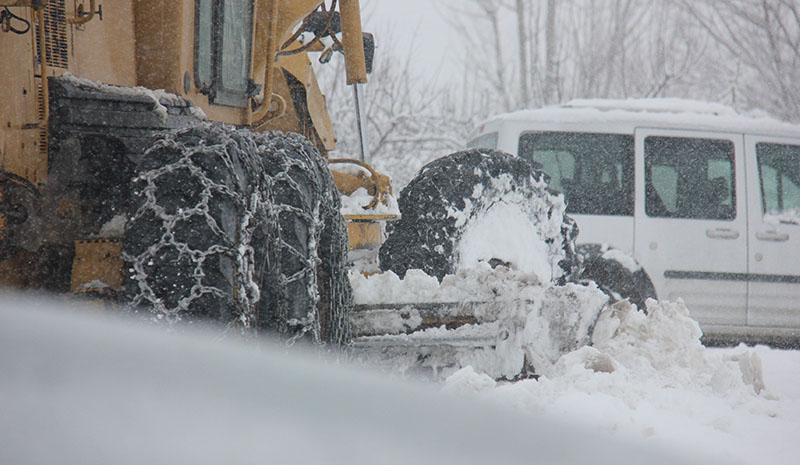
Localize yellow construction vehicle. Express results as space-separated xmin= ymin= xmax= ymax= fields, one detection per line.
xmin=0 ymin=0 xmax=395 ymax=343
xmin=1 ymin=1 xmax=591 ymax=378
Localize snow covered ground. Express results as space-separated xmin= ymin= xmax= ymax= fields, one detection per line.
xmin=1 ymin=292 xmax=798 ymax=464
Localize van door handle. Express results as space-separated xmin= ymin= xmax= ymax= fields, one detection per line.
xmin=706 ymin=228 xmax=740 ymax=239
xmin=756 ymin=231 xmax=789 ymax=242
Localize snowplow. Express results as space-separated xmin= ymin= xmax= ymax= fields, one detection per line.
xmin=1 ymin=0 xmax=610 ymax=379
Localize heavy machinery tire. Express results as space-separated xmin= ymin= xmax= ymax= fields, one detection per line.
xmin=578 ymin=245 xmax=656 ymax=311
xmin=379 ymin=149 xmax=578 ymax=282
xmin=123 ymin=124 xmax=351 ymax=344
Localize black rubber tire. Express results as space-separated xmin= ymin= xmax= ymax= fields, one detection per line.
xmin=578 ymin=246 xmax=656 ymax=311
xmin=123 ymin=124 xmax=351 ymax=344
xmin=379 ymin=149 xmax=578 ymax=282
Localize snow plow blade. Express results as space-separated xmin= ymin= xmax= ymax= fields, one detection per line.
xmin=349 ymin=301 xmax=510 ymax=349
xmin=346 ymin=278 xmax=610 ymax=380
xmin=350 ymin=301 xmax=497 ymax=336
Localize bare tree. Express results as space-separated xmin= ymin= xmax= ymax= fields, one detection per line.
xmin=681 ymin=0 xmax=800 ymax=121
xmin=317 ymin=28 xmax=473 ymax=188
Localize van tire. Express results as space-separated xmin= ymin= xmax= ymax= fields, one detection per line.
xmin=578 ymin=249 xmax=656 ymax=311
xmin=379 ymin=149 xmax=578 ymax=282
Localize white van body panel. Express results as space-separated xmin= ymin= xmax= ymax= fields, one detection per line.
xmin=744 ymin=135 xmax=800 ymax=329
xmin=633 ymin=128 xmax=748 ymax=327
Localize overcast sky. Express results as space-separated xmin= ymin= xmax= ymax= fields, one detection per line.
xmin=363 ymin=0 xmax=459 ymax=84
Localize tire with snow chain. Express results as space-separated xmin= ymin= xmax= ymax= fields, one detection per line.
xmin=123 ymin=124 xmax=351 ymax=344
xmin=379 ymin=149 xmax=578 ymax=283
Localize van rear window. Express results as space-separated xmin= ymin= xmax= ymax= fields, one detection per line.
xmin=518 ymin=132 xmax=634 ymax=216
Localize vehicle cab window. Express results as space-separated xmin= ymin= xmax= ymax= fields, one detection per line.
xmin=194 ymin=0 xmax=254 ymax=107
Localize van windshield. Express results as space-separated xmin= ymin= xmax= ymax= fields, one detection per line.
xmin=518 ymin=132 xmax=634 ymax=216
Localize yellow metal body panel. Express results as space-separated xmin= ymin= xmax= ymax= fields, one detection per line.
xmin=339 ymin=0 xmax=366 ymax=85
xmin=278 ymin=52 xmax=336 ymax=151
xmin=346 ymin=221 xmax=381 ymax=251
xmin=70 ymin=239 xmax=122 ymax=291
xmin=0 ymin=7 xmax=47 ymax=186
xmin=70 ymin=0 xmax=137 ymax=86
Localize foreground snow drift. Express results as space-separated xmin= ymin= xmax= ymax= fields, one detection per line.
xmin=444 ymin=299 xmax=795 ymax=465
xmin=0 ymin=294 xmax=702 ymax=465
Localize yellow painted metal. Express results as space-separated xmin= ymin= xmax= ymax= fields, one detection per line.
xmin=339 ymin=0 xmax=366 ymax=85
xmin=278 ymin=52 xmax=336 ymax=151
xmin=70 ymin=0 xmax=137 ymax=86
xmin=133 ymin=0 xmax=186 ymax=96
xmin=346 ymin=221 xmax=382 ymax=251
xmin=70 ymin=239 xmax=123 ymax=291
xmin=329 ymin=158 xmax=393 ymax=210
xmin=251 ymin=0 xmax=322 ymax=129
xmin=67 ymin=0 xmax=96 ymax=24
xmin=0 ymin=6 xmax=47 ymax=186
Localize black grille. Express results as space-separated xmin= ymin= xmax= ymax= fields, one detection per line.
xmin=35 ymin=0 xmax=69 ymax=69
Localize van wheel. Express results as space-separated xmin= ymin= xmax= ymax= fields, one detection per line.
xmin=123 ymin=124 xmax=351 ymax=344
xmin=379 ymin=149 xmax=578 ymax=282
xmin=578 ymin=248 xmax=656 ymax=311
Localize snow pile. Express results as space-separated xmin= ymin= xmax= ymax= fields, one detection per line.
xmin=350 ymin=265 xmax=608 ymax=379
xmin=443 ymin=298 xmax=780 ymax=463
xmin=60 ymin=72 xmax=207 ymax=122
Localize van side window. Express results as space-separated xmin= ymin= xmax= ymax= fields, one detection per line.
xmin=757 ymin=143 xmax=800 ymax=216
xmin=518 ymin=132 xmax=633 ymax=216
xmin=645 ymin=136 xmax=735 ymax=220
xmin=467 ymin=132 xmax=498 ymax=150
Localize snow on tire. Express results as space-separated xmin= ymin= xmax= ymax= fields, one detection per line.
xmin=379 ymin=149 xmax=578 ymax=283
xmin=123 ymin=124 xmax=351 ymax=344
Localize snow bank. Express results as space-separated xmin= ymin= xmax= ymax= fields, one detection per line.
xmin=444 ymin=298 xmax=783 ymax=464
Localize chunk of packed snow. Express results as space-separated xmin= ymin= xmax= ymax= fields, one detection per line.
xmin=457 ymin=201 xmax=553 ymax=282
